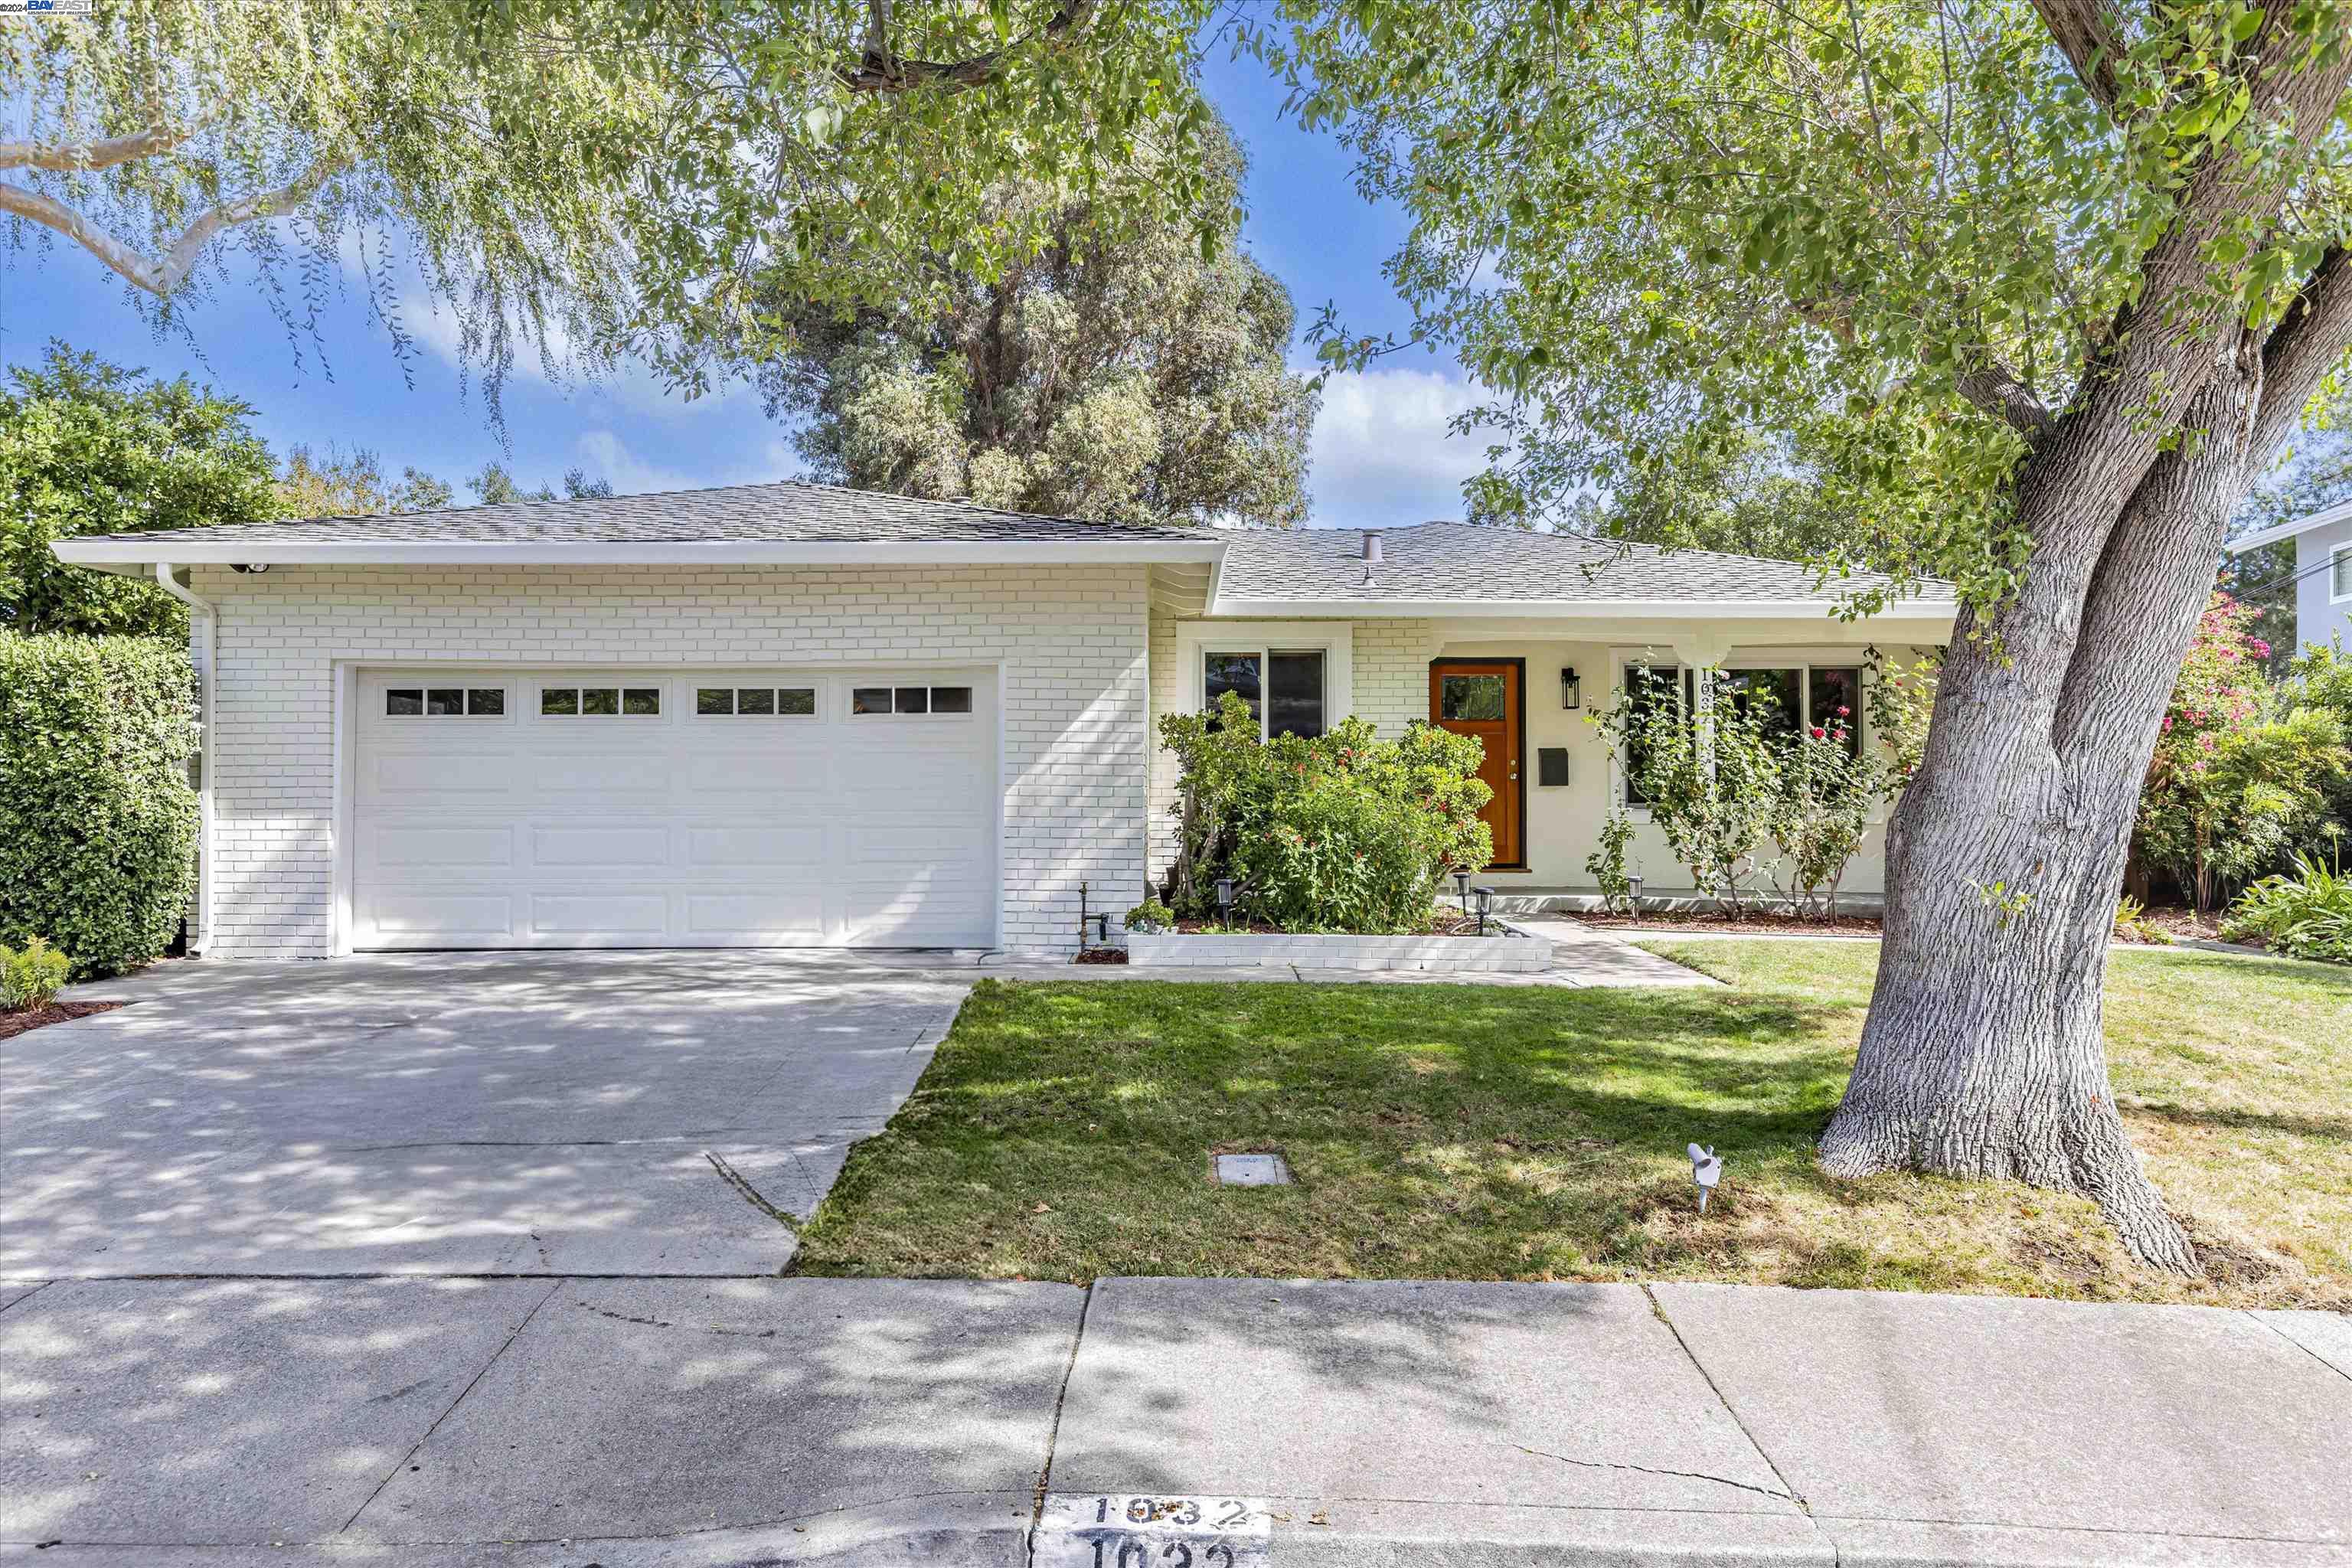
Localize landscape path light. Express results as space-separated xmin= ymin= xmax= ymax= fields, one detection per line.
xmin=1688 ymin=1143 xmax=1723 ymax=1212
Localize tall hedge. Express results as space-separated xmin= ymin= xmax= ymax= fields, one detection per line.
xmin=0 ymin=630 xmax=200 ymax=977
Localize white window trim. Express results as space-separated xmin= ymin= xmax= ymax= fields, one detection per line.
xmin=2331 ymin=542 xmax=2352 ymax=604
xmin=1607 ymin=648 xmax=1871 ymax=816
xmin=1176 ymin=620 xmax=1354 ymax=738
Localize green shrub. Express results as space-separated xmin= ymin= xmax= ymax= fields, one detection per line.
xmin=2223 ymin=854 xmax=2352 ymax=964
xmin=1158 ymin=692 xmax=1492 ymax=933
xmin=0 ymin=630 xmax=199 ymax=978
xmin=2 ymin=936 xmax=72 ymax=1011
xmin=1124 ymin=898 xmax=1174 ymax=933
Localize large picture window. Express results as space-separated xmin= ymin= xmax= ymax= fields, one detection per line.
xmin=1619 ymin=660 xmax=1865 ymax=805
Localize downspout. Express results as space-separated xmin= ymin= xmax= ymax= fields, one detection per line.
xmin=152 ymin=563 xmax=214 ymax=956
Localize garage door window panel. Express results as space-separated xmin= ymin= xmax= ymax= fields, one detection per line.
xmin=388 ymin=686 xmax=505 ymax=717
xmin=852 ymin=685 xmax=974 ymax=717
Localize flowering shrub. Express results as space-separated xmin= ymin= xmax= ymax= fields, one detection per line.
xmin=1158 ymin=692 xmax=1493 ymax=933
xmin=2137 ymin=596 xmax=2347 ymax=911
xmin=1766 ymin=701 xmax=1878 ymax=916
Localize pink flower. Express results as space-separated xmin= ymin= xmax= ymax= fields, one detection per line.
xmin=1837 ymin=706 xmax=1851 ymax=717
xmin=2250 ymin=640 xmax=2272 ymax=658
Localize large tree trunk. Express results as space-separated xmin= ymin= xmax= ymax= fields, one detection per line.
xmin=1819 ymin=341 xmax=2264 ymax=1273
xmin=1823 ymin=232 xmax=2352 ymax=1270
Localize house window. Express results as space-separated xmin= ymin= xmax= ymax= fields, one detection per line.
xmin=2334 ymin=545 xmax=2352 ymax=599
xmin=1618 ymin=661 xmax=1866 ymax=804
xmin=1439 ymin=672 xmax=1508 ymax=721
xmin=851 ymin=685 xmax=973 ymax=716
xmin=1204 ymin=649 xmax=1325 ymax=739
xmin=387 ymin=687 xmax=503 ymax=717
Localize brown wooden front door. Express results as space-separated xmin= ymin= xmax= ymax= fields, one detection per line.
xmin=1429 ymin=661 xmax=1523 ymax=869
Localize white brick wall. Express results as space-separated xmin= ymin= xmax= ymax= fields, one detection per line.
xmin=188 ymin=564 xmax=1152 ymax=959
xmin=1350 ymin=619 xmax=1440 ymax=735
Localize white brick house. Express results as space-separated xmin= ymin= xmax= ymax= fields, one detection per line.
xmin=54 ymin=482 xmax=1955 ymax=959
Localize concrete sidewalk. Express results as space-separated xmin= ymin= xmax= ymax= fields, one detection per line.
xmin=3 ymin=1277 xmax=2345 ymax=1566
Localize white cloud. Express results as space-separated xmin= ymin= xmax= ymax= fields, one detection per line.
xmin=570 ymin=430 xmax=798 ymax=496
xmin=1305 ymin=364 xmax=1493 ymax=528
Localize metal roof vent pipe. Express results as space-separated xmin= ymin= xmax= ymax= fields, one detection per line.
xmin=1361 ymin=529 xmax=1383 ymax=586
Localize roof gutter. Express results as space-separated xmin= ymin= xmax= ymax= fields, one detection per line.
xmin=149 ymin=564 xmax=214 ymax=956
xmin=2226 ymin=495 xmax=2352 ymax=553
xmin=52 ymin=537 xmax=1230 ymax=570
xmin=1204 ymin=596 xmax=1959 ymax=622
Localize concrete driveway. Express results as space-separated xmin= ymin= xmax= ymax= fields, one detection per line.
xmin=0 ymin=952 xmax=974 ymax=1277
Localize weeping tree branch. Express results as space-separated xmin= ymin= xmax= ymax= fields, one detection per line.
xmin=2027 ymin=0 xmax=2123 ymax=110
xmin=838 ymin=0 xmax=1099 ymax=93
xmin=0 ymin=158 xmax=341 ymax=296
xmin=0 ymin=119 xmax=208 ymax=173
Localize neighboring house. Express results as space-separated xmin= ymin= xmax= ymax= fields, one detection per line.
xmin=53 ymin=482 xmax=1956 ymax=959
xmin=2227 ymin=498 xmax=2352 ymax=652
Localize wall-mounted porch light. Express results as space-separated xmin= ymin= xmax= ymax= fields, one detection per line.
xmin=1560 ymin=667 xmax=1582 ymax=710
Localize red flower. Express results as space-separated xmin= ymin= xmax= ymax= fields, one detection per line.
xmin=1809 ymin=727 xmax=1826 ymax=740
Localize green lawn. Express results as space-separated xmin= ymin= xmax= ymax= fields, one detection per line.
xmin=792 ymin=942 xmax=2352 ymax=1307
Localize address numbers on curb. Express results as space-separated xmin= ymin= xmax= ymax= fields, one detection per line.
xmin=1034 ymin=1495 xmax=1274 ymax=1568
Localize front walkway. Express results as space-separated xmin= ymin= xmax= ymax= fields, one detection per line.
xmin=967 ymin=919 xmax=1717 ymax=988
xmin=3 ymin=1275 xmax=2343 ymax=1565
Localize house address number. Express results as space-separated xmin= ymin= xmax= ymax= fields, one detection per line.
xmin=1034 ymin=1494 xmax=1272 ymax=1568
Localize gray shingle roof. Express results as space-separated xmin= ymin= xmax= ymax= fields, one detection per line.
xmin=74 ymin=479 xmax=1204 ymax=545
xmin=1216 ymin=522 xmax=1953 ymax=606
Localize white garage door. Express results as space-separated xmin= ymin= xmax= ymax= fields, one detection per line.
xmin=352 ymin=668 xmax=998 ymax=949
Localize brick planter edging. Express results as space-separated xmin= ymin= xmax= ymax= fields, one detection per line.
xmin=1123 ymin=929 xmax=1549 ymax=973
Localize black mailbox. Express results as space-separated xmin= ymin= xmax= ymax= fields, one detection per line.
xmin=1537 ymin=747 xmax=1570 ymax=786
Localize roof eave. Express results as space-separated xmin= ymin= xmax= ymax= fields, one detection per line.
xmin=2226 ymin=496 xmax=2352 ymax=553
xmin=51 ymin=537 xmax=1228 ymax=569
xmin=1204 ymin=596 xmax=1958 ymax=622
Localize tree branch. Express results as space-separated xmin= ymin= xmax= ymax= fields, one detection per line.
xmin=2252 ymin=244 xmax=2352 ymax=461
xmin=0 ymin=159 xmax=339 ymax=296
xmin=0 ymin=119 xmax=204 ymax=174
xmin=838 ymin=0 xmax=1098 ymax=93
xmin=2027 ymin=0 xmax=2123 ymax=110
xmin=1956 ymin=360 xmax=2056 ymax=442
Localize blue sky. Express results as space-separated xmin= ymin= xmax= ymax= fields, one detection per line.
xmin=0 ymin=50 xmax=1491 ymax=530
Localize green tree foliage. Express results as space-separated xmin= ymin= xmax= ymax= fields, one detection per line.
xmin=1563 ymin=429 xmax=1886 ymax=568
xmin=2 ymin=0 xmax=1219 ymax=410
xmin=278 ymin=445 xmax=456 ymax=518
xmin=1 ymin=343 xmax=280 ymax=638
xmin=0 ymin=630 xmax=201 ymax=978
xmin=464 ymin=465 xmax=617 ymax=505
xmin=1272 ymin=0 xmax=2352 ymax=605
xmin=750 ymin=127 xmax=1315 ymax=525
